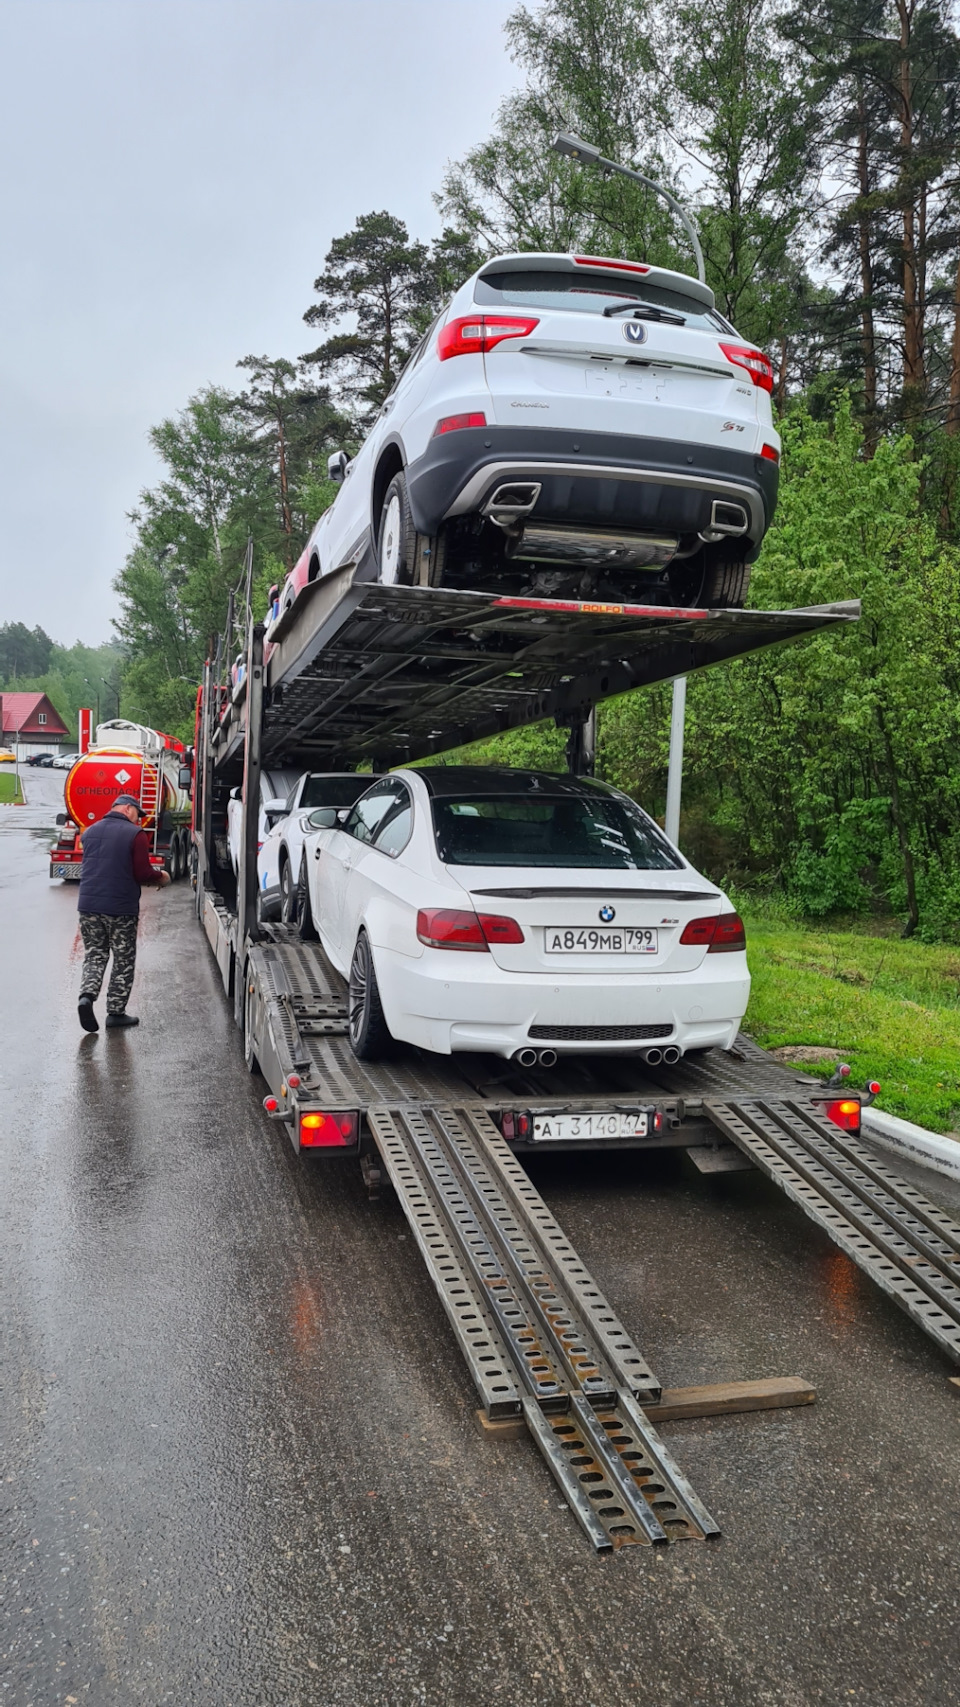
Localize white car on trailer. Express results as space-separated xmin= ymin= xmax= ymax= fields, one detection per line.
xmin=302 ymin=767 xmax=750 ymax=1063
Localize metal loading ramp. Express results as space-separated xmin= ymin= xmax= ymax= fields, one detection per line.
xmin=215 ymin=579 xmax=860 ymax=770
xmin=706 ymin=1099 xmax=960 ymax=1364
xmin=368 ymin=1102 xmax=719 ymax=1552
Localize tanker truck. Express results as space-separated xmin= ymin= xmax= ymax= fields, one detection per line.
xmin=49 ymin=719 xmax=194 ymax=883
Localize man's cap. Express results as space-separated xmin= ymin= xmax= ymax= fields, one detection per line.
xmin=112 ymin=793 xmax=146 ymax=817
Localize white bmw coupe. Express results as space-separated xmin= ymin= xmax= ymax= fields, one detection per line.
xmin=300 ymin=767 xmax=749 ymax=1064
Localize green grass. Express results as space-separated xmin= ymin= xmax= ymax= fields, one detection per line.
xmin=742 ymin=914 xmax=960 ymax=1135
xmin=0 ymin=771 xmax=24 ymax=803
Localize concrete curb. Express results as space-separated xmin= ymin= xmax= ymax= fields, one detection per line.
xmin=862 ymin=1107 xmax=960 ymax=1181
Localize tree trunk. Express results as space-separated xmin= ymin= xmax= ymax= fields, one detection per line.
xmin=856 ymin=92 xmax=878 ymax=434
xmin=275 ymin=404 xmax=292 ymax=559
xmin=946 ymin=249 xmax=960 ymax=434
xmin=897 ymin=0 xmax=925 ymax=418
xmin=878 ymin=708 xmax=920 ymax=936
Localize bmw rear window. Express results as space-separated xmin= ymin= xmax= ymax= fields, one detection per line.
xmin=474 ymin=269 xmax=731 ymax=331
xmin=432 ymin=794 xmax=682 ymax=869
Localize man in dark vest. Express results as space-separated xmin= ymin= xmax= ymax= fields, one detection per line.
xmin=77 ymin=793 xmax=171 ymax=1032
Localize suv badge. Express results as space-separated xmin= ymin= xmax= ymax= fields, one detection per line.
xmin=599 ymin=905 xmax=616 ymax=922
xmin=622 ymin=322 xmax=647 ymax=345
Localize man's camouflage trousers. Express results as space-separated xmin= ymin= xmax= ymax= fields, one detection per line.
xmin=79 ymin=913 xmax=139 ymax=1016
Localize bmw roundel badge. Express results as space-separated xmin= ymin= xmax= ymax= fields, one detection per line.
xmin=599 ymin=905 xmax=616 ymax=922
xmin=622 ymin=321 xmax=647 ymax=345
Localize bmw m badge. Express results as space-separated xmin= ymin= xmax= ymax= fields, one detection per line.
xmin=621 ymin=322 xmax=647 ymax=345
xmin=599 ymin=905 xmax=616 ymax=922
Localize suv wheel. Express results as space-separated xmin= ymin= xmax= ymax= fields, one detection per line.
xmin=702 ymin=552 xmax=751 ymax=609
xmin=347 ymin=931 xmax=393 ymax=1060
xmin=378 ymin=473 xmax=418 ymax=585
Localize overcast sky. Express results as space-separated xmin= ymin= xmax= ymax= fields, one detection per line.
xmin=0 ymin=0 xmax=521 ymax=645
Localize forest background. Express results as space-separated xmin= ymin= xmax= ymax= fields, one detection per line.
xmin=4 ymin=0 xmax=960 ymax=939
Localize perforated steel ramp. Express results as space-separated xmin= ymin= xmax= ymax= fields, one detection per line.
xmin=706 ymin=1099 xmax=960 ymax=1365
xmin=368 ymin=1102 xmax=719 ymax=1551
xmin=213 ymin=579 xmax=859 ymax=770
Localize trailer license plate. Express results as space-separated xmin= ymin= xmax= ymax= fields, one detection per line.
xmin=544 ymin=927 xmax=658 ymax=954
xmin=533 ymin=1111 xmax=649 ymax=1141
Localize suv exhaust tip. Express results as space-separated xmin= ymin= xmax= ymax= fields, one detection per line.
xmin=484 ymin=482 xmax=542 ymax=526
xmin=700 ymin=500 xmax=749 ymax=542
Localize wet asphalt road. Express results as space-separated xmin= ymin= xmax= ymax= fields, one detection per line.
xmin=2 ymin=771 xmax=960 ymax=1707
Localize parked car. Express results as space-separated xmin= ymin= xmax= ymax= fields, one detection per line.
xmin=300 ymin=766 xmax=749 ymax=1063
xmin=273 ymin=252 xmax=779 ymax=619
xmin=257 ymin=772 xmax=381 ymax=922
xmin=24 ymin=753 xmax=55 ymax=767
xmin=0 ymin=749 xmax=15 ymax=763
xmin=226 ymin=768 xmax=301 ymax=873
xmin=52 ymin=752 xmax=78 ymax=770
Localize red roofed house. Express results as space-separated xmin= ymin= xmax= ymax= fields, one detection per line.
xmin=0 ymin=692 xmax=70 ymax=757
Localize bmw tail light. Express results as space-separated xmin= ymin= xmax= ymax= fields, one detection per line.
xmin=709 ymin=913 xmax=746 ymax=952
xmin=437 ymin=315 xmax=539 ymax=360
xmin=478 ymin=913 xmax=524 ymax=945
xmin=679 ymin=913 xmax=746 ymax=951
xmin=417 ymin=908 xmax=488 ymax=950
xmin=719 ymin=343 xmax=775 ymax=394
xmin=823 ymin=1099 xmax=861 ymax=1133
xmin=299 ymin=1110 xmax=357 ymax=1148
xmin=433 ymin=411 xmax=488 ymax=435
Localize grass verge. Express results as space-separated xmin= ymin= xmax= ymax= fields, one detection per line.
xmin=742 ymin=916 xmax=960 ymax=1136
xmin=0 ymin=771 xmax=25 ymax=803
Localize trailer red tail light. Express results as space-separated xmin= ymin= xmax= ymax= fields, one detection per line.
xmin=501 ymin=1110 xmax=531 ymax=1141
xmin=718 ymin=342 xmax=775 ymax=394
xmin=478 ymin=913 xmax=524 ymax=945
xmin=263 ymin=1096 xmax=279 ymax=1114
xmin=825 ymin=1098 xmax=861 ymax=1133
xmin=434 ymin=412 xmax=487 ymax=435
xmin=867 ymin=1080 xmax=881 ymax=1096
xmin=574 ymin=256 xmax=650 ymax=274
xmin=417 ymin=908 xmax=488 ymax=950
xmin=299 ymin=1110 xmax=357 ymax=1148
xmin=678 ymin=912 xmax=745 ymax=950
xmin=437 ymin=315 xmax=539 ymax=360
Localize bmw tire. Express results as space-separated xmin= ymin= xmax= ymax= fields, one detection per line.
xmin=347 ymin=931 xmax=393 ymax=1060
xmin=279 ymin=857 xmax=296 ymax=926
xmin=296 ymin=854 xmax=318 ymax=941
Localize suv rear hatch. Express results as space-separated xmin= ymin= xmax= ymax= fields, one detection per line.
xmin=475 ymin=257 xmax=761 ymax=454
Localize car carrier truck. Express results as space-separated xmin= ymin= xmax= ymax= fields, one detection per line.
xmin=188 ymin=557 xmax=960 ymax=1552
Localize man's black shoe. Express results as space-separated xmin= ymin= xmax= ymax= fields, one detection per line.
xmin=78 ymin=995 xmax=98 ymax=1033
xmin=106 ymin=1013 xmax=139 ymax=1029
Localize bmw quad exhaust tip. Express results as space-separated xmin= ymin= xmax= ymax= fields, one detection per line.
xmin=661 ymin=1045 xmax=681 ymax=1065
xmin=642 ymin=1047 xmax=663 ymax=1065
xmin=513 ymin=1046 xmax=558 ymax=1068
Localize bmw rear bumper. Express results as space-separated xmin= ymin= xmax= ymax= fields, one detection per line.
xmin=404 ymin=426 xmax=778 ymax=559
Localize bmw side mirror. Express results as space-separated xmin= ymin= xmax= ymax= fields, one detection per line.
xmin=336 ymin=808 xmax=350 ymax=823
xmin=328 ymin=450 xmax=349 ymax=485
xmin=308 ymin=807 xmax=338 ymax=829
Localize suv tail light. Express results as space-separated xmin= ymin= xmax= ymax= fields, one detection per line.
xmin=679 ymin=913 xmax=746 ymax=952
xmin=719 ymin=342 xmax=775 ymax=394
xmin=434 ymin=411 xmax=487 ymax=436
xmin=437 ymin=315 xmax=539 ymax=360
xmin=574 ymin=256 xmax=651 ymax=274
xmin=416 ymin=908 xmax=524 ymax=949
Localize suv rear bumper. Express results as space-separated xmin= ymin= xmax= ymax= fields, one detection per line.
xmin=404 ymin=425 xmax=778 ymax=558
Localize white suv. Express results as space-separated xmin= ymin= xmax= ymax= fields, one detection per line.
xmin=291 ymin=252 xmax=780 ymax=611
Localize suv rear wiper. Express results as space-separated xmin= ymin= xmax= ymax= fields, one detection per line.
xmin=602 ymin=303 xmax=687 ymax=324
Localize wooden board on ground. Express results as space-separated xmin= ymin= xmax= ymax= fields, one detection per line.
xmin=642 ymin=1375 xmax=815 ymax=1423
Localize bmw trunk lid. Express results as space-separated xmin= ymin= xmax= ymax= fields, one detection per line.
xmin=452 ymin=869 xmax=724 ymax=974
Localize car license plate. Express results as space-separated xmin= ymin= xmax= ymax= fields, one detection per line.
xmin=533 ymin=1111 xmax=649 ymax=1141
xmin=544 ymin=926 xmax=658 ymax=954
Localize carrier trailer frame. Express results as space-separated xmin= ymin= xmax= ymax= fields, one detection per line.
xmin=190 ymin=566 xmax=960 ymax=1550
